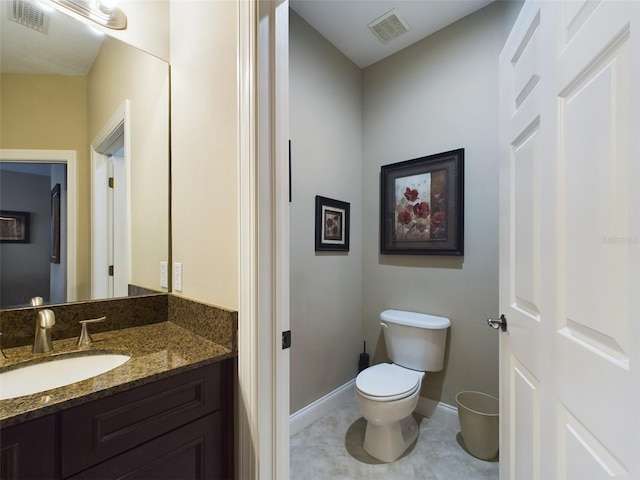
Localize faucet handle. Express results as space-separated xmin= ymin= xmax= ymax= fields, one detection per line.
xmin=77 ymin=316 xmax=106 ymax=346
xmin=30 ymin=296 xmax=44 ymax=307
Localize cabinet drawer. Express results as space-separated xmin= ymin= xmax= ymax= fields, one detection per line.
xmin=61 ymin=362 xmax=222 ymax=477
xmin=67 ymin=412 xmax=221 ymax=480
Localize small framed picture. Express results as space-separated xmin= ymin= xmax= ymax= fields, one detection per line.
xmin=380 ymin=148 xmax=464 ymax=255
xmin=0 ymin=210 xmax=30 ymax=243
xmin=315 ymin=196 xmax=350 ymax=252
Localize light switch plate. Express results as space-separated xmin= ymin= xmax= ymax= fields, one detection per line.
xmin=174 ymin=262 xmax=183 ymax=291
xmin=160 ymin=261 xmax=168 ymax=288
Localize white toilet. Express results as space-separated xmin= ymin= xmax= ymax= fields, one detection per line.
xmin=355 ymin=309 xmax=450 ymax=463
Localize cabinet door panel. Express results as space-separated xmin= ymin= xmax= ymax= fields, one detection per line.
xmin=67 ymin=413 xmax=221 ymax=480
xmin=61 ymin=363 xmax=222 ymax=477
xmin=0 ymin=415 xmax=58 ymax=480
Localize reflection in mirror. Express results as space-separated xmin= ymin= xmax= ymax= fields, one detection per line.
xmin=0 ymin=0 xmax=170 ymax=308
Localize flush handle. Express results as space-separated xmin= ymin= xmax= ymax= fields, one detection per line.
xmin=487 ymin=314 xmax=507 ymax=332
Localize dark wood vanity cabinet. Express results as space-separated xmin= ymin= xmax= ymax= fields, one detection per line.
xmin=0 ymin=359 xmax=234 ymax=480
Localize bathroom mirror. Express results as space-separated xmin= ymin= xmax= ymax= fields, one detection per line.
xmin=0 ymin=0 xmax=170 ymax=308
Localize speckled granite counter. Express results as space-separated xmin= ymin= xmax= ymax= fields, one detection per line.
xmin=0 ymin=321 xmax=235 ymax=427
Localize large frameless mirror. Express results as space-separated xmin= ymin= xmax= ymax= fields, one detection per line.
xmin=0 ymin=0 xmax=170 ymax=308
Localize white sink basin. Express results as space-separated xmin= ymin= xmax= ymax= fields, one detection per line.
xmin=0 ymin=352 xmax=131 ymax=400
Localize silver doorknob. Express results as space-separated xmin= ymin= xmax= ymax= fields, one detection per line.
xmin=487 ymin=314 xmax=507 ymax=332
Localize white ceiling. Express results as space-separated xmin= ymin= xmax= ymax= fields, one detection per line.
xmin=2 ymin=0 xmax=495 ymax=74
xmin=1 ymin=0 xmax=103 ymax=74
xmin=290 ymin=0 xmax=495 ymax=68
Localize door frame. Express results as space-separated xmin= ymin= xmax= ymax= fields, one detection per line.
xmin=90 ymin=101 xmax=131 ymax=299
xmin=0 ymin=149 xmax=78 ymax=303
xmin=237 ymin=0 xmax=290 ymax=478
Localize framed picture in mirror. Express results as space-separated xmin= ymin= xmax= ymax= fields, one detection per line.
xmin=0 ymin=210 xmax=30 ymax=243
xmin=50 ymin=183 xmax=61 ymax=263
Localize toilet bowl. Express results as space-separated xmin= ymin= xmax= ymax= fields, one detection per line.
xmin=355 ymin=363 xmax=424 ymax=462
xmin=355 ymin=310 xmax=450 ymax=463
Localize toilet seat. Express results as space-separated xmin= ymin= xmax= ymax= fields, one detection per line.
xmin=356 ymin=363 xmax=422 ymax=402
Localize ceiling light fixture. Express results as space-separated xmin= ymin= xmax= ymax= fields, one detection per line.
xmin=48 ymin=0 xmax=126 ymax=29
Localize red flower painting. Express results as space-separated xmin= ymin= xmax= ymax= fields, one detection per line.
xmin=403 ymin=187 xmax=419 ymax=202
xmin=393 ymin=174 xmax=432 ymax=241
xmin=398 ymin=210 xmax=413 ymax=225
xmin=381 ymin=149 xmax=463 ymax=255
xmin=413 ymin=202 xmax=430 ymax=219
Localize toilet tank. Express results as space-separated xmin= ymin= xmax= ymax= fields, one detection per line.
xmin=380 ymin=310 xmax=450 ymax=372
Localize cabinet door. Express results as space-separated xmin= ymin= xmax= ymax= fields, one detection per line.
xmin=0 ymin=415 xmax=58 ymax=480
xmin=67 ymin=412 xmax=221 ymax=480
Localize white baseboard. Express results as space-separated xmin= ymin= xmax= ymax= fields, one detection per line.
xmin=290 ymin=379 xmax=355 ymax=436
xmin=416 ymin=396 xmax=460 ymax=430
xmin=290 ymin=378 xmax=460 ymax=437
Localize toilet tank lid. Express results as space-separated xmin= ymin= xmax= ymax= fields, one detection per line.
xmin=380 ymin=310 xmax=450 ymax=329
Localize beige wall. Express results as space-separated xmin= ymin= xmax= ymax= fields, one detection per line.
xmin=0 ymin=73 xmax=91 ymax=299
xmin=78 ymin=0 xmax=170 ymax=62
xmin=169 ymin=0 xmax=239 ymax=310
xmin=362 ymin=1 xmax=522 ymax=409
xmin=88 ymin=36 xmax=170 ymax=293
xmin=289 ymin=11 xmax=363 ymax=413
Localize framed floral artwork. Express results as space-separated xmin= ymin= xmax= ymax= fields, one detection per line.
xmin=315 ymin=196 xmax=350 ymax=252
xmin=380 ymin=148 xmax=464 ymax=255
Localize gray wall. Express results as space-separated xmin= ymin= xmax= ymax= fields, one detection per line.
xmin=289 ymin=11 xmax=364 ymax=414
xmin=362 ymin=1 xmax=522 ymax=409
xmin=0 ymin=169 xmax=51 ymax=307
xmin=290 ymin=1 xmax=522 ymax=413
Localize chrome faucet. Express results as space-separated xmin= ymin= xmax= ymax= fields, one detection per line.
xmin=33 ymin=309 xmax=56 ymax=354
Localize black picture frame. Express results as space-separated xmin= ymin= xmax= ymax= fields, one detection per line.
xmin=380 ymin=148 xmax=464 ymax=255
xmin=50 ymin=183 xmax=61 ymax=263
xmin=315 ymin=196 xmax=350 ymax=252
xmin=0 ymin=210 xmax=30 ymax=243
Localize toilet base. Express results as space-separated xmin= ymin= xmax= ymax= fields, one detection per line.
xmin=363 ymin=414 xmax=419 ymax=463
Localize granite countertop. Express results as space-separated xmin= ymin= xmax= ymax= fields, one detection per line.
xmin=0 ymin=321 xmax=235 ymax=427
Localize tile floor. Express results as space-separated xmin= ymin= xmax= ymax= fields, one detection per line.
xmin=290 ymin=399 xmax=499 ymax=479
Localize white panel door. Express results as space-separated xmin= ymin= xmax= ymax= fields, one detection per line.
xmin=499 ymin=1 xmax=640 ymax=478
xmin=111 ymin=154 xmax=128 ymax=298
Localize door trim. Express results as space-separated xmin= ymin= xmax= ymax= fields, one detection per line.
xmin=238 ymin=0 xmax=290 ymax=478
xmin=90 ymin=101 xmax=131 ymax=299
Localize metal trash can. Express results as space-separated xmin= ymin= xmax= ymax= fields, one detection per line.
xmin=456 ymin=391 xmax=499 ymax=460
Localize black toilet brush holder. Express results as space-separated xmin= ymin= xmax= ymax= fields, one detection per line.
xmin=358 ymin=341 xmax=370 ymax=373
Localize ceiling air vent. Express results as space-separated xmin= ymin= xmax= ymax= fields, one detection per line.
xmin=9 ymin=0 xmax=49 ymax=34
xmin=368 ymin=8 xmax=410 ymax=44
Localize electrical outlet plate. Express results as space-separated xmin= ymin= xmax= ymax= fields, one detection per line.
xmin=174 ymin=262 xmax=182 ymax=291
xmin=160 ymin=261 xmax=168 ymax=288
